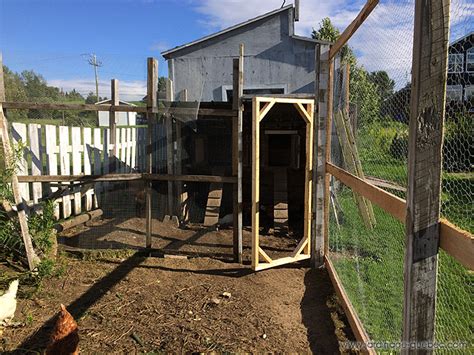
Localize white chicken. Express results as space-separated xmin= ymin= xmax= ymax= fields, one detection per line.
xmin=0 ymin=279 xmax=19 ymax=326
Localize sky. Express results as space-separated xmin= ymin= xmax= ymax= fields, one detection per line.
xmin=0 ymin=0 xmax=473 ymax=100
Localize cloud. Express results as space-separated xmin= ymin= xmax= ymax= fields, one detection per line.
xmin=48 ymin=78 xmax=147 ymax=101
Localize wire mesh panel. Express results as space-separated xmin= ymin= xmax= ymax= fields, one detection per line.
xmin=329 ymin=185 xmax=405 ymax=343
xmin=324 ymin=0 xmax=473 ymax=351
xmin=435 ymin=1 xmax=474 ymax=352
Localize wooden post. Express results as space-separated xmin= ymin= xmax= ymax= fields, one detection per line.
xmin=0 ymin=56 xmax=40 ymax=270
xmin=146 ymin=58 xmax=158 ymax=248
xmin=312 ymin=44 xmax=330 ymax=267
xmin=165 ymin=79 xmax=174 ymax=217
xmin=232 ymin=44 xmax=244 ymax=263
xmin=109 ymin=79 xmax=118 ymax=173
xmin=251 ymin=97 xmax=260 ymax=270
xmin=402 ymin=0 xmax=450 ymax=352
xmin=176 ymin=89 xmax=186 ymax=222
xmin=323 ymin=57 xmax=335 ymax=257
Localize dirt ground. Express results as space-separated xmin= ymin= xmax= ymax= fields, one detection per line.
xmin=1 ymin=252 xmax=355 ymax=353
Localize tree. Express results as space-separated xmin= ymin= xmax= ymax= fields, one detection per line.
xmin=312 ymin=17 xmax=355 ymax=65
xmin=367 ymin=71 xmax=395 ymax=102
xmin=158 ymin=77 xmax=167 ymax=92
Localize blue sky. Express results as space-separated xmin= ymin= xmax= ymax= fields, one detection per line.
xmin=1 ymin=0 xmax=472 ymax=99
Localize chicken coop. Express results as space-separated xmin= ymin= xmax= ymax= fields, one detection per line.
xmin=1 ymin=51 xmax=316 ymax=271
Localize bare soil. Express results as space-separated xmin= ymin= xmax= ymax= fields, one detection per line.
xmin=1 ymin=254 xmax=355 ymax=353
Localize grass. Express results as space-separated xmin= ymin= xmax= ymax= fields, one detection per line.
xmin=329 ymin=124 xmax=473 ymax=349
xmin=330 ymin=189 xmax=474 ymax=347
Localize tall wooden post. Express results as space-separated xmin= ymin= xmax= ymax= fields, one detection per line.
xmin=165 ymin=79 xmax=174 ymax=217
xmin=232 ymin=44 xmax=244 ymax=263
xmin=146 ymin=58 xmax=158 ymax=248
xmin=402 ymin=0 xmax=450 ymax=352
xmin=176 ymin=89 xmax=186 ymax=222
xmin=0 ymin=54 xmax=40 ymax=270
xmin=109 ymin=79 xmax=118 ymax=173
xmin=312 ymin=44 xmax=330 ymax=267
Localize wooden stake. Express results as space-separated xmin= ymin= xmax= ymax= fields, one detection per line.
xmin=0 ymin=109 xmax=40 ymax=270
xmin=232 ymin=44 xmax=244 ymax=263
xmin=109 ymin=79 xmax=118 ymax=172
xmin=146 ymin=58 xmax=158 ymax=248
xmin=402 ymin=0 xmax=450 ymax=351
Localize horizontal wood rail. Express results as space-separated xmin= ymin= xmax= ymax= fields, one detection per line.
xmin=329 ymin=0 xmax=379 ymax=60
xmin=2 ymin=101 xmax=236 ymax=117
xmin=17 ymin=173 xmax=236 ymax=184
xmin=327 ymin=162 xmax=474 ymax=270
xmin=325 ymin=256 xmax=375 ymax=354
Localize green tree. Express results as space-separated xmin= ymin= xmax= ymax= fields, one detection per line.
xmin=158 ymin=76 xmax=167 ymax=92
xmin=367 ymin=71 xmax=395 ymax=102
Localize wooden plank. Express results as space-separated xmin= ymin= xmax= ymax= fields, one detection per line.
xmin=327 ymin=162 xmax=405 ymax=222
xmin=329 ymin=0 xmax=379 ymax=59
xmin=93 ymin=128 xmax=102 ymax=207
xmin=1 ymin=101 xmax=234 ymax=116
xmin=83 ymin=127 xmax=93 ymax=211
xmin=71 ymin=127 xmax=82 ymax=215
xmin=333 ymin=110 xmax=375 ymax=228
xmin=2 ymin=101 xmax=148 ymax=113
xmin=28 ymin=124 xmax=42 ymax=204
xmin=254 ymin=254 xmax=310 ymax=271
xmin=11 ymin=123 xmax=30 ymax=202
xmin=402 ymin=0 xmax=450 ymax=348
xmin=258 ymin=247 xmax=273 ymax=263
xmin=17 ymin=173 xmax=236 ymax=183
xmin=312 ymin=43 xmax=329 ymax=268
xmin=252 ymin=97 xmax=260 ymax=270
xmin=59 ymin=126 xmax=71 ymax=218
xmin=45 ymin=125 xmax=60 ymax=219
xmin=176 ymin=90 xmax=185 ymax=221
xmin=303 ymin=102 xmax=314 ymax=255
xmin=323 ymin=58 xmax=334 ymax=256
xmin=325 ymin=256 xmax=375 ymax=354
xmin=165 ymin=79 xmax=174 ymax=217
xmin=146 ymin=57 xmax=158 ymax=248
xmin=131 ymin=127 xmax=137 ymax=171
xmin=204 ymin=168 xmax=224 ymax=226
xmin=109 ymin=79 xmax=118 ymax=172
xmin=0 ymin=104 xmax=40 ymax=270
xmin=439 ymin=219 xmax=474 ymax=270
xmin=120 ymin=127 xmax=127 ymax=172
xmin=232 ymin=44 xmax=244 ymax=263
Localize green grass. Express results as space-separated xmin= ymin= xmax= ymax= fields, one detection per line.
xmin=330 ymin=189 xmax=474 ymax=349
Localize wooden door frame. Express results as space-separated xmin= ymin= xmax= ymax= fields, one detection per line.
xmin=251 ymin=96 xmax=314 ymax=271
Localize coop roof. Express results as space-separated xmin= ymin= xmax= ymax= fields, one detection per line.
xmin=161 ymin=5 xmax=329 ymax=58
xmin=450 ymin=31 xmax=473 ymax=46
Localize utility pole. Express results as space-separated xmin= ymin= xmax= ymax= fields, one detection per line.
xmin=87 ymin=54 xmax=102 ymax=102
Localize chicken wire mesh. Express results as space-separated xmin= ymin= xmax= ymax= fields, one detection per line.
xmin=0 ymin=53 xmax=246 ymax=264
xmin=436 ymin=1 xmax=473 ymax=352
xmin=326 ymin=0 xmax=473 ymax=351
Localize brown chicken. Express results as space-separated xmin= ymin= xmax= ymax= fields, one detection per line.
xmin=46 ymin=304 xmax=79 ymax=355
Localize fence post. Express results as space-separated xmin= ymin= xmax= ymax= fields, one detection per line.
xmin=402 ymin=0 xmax=450 ymax=351
xmin=232 ymin=44 xmax=244 ymax=263
xmin=312 ymin=43 xmax=332 ymax=267
xmin=109 ymin=79 xmax=119 ymax=173
xmin=165 ymin=78 xmax=174 ymax=217
xmin=146 ymin=57 xmax=158 ymax=248
xmin=0 ymin=55 xmax=40 ymax=270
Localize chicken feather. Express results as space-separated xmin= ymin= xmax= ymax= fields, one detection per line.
xmin=0 ymin=279 xmax=19 ymax=325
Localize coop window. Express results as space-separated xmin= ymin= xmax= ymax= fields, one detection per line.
xmin=446 ymin=85 xmax=463 ymax=101
xmin=465 ymin=86 xmax=474 ymax=101
xmin=448 ymin=53 xmax=464 ymax=73
xmin=466 ymin=48 xmax=474 ymax=72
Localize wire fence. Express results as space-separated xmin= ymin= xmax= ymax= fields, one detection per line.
xmin=327 ymin=0 xmax=473 ymax=351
